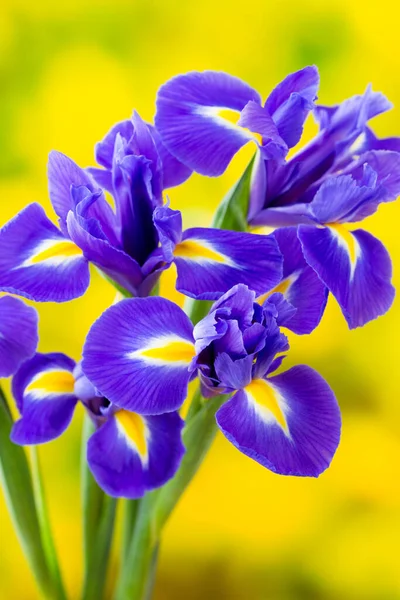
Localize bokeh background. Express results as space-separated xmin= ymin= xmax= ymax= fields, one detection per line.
xmin=1 ymin=0 xmax=400 ymax=598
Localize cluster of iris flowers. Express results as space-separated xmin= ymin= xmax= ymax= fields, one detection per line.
xmin=0 ymin=65 xmax=398 ymax=599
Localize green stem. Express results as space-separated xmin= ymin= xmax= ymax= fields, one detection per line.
xmin=30 ymin=447 xmax=67 ymax=600
xmin=115 ymin=394 xmax=228 ymax=600
xmin=81 ymin=415 xmax=117 ymax=600
xmin=114 ymin=492 xmax=159 ymax=600
xmin=121 ymin=499 xmax=139 ymax=563
xmin=143 ymin=544 xmax=160 ymax=600
xmin=0 ymin=386 xmax=64 ymax=599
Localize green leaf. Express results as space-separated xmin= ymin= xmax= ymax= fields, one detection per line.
xmin=212 ymin=155 xmax=254 ymax=231
xmin=0 ymin=386 xmax=64 ymax=599
xmin=81 ymin=415 xmax=117 ymax=600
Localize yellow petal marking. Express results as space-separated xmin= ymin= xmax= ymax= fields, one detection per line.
xmin=327 ymin=223 xmax=357 ymax=265
xmin=30 ymin=240 xmax=82 ymax=264
xmin=245 ymin=378 xmax=288 ymax=432
xmin=26 ymin=370 xmax=75 ymax=395
xmin=174 ymin=239 xmax=228 ymax=264
xmin=115 ymin=410 xmax=148 ymax=459
xmin=140 ymin=340 xmax=195 ymax=364
xmin=257 ymin=278 xmax=292 ymax=305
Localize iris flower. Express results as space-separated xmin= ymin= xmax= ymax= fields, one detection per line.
xmin=155 ymin=68 xmax=400 ymax=328
xmin=0 ymin=113 xmax=285 ymax=303
xmin=0 ymin=295 xmax=38 ymax=378
xmin=11 ymin=353 xmax=185 ymax=498
xmin=82 ymin=285 xmax=341 ymax=477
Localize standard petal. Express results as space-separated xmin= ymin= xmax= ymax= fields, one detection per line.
xmin=155 ymin=70 xmax=261 ymax=176
xmin=48 ymin=150 xmax=93 ymax=221
xmin=66 ymin=211 xmax=144 ymax=296
xmin=257 ymin=227 xmax=328 ymax=335
xmin=298 ymin=224 xmax=395 ymax=328
xmin=149 ymin=124 xmax=193 ymax=188
xmin=114 ymin=153 xmax=159 ymax=264
xmin=87 ymin=410 xmax=185 ymax=498
xmin=0 ymin=203 xmax=90 ymax=302
xmin=153 ymin=205 xmax=183 ymax=263
xmin=173 ymin=228 xmax=283 ymax=300
xmin=238 ymin=101 xmax=287 ymax=161
xmin=265 ymin=65 xmax=319 ymax=148
xmin=216 ymin=365 xmax=341 ymax=477
xmin=11 ymin=353 xmax=78 ymax=444
xmin=0 ymin=296 xmax=38 ymax=378
xmin=82 ymin=297 xmax=195 ymax=414
xmin=95 ymin=119 xmax=134 ymax=169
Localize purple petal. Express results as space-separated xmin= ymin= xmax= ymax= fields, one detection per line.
xmin=299 ymin=224 xmax=395 ymax=328
xmin=48 ymin=150 xmax=93 ymax=222
xmin=214 ymin=353 xmax=253 ymax=391
xmin=216 ymin=365 xmax=341 ymax=477
xmin=261 ymin=227 xmax=328 ymax=335
xmin=153 ymin=205 xmax=183 ymax=263
xmin=11 ymin=353 xmax=77 ymax=444
xmin=173 ymin=228 xmax=283 ymax=300
xmin=238 ymin=102 xmax=287 ymax=161
xmin=82 ymin=297 xmax=195 ymax=414
xmin=87 ymin=409 xmax=185 ymax=498
xmin=0 ymin=296 xmax=38 ymax=378
xmin=155 ymin=70 xmax=261 ymax=176
xmin=265 ymin=65 xmax=319 ymax=148
xmin=113 ymin=153 xmax=159 ymax=264
xmin=0 ymin=203 xmax=90 ymax=302
xmin=95 ymin=120 xmax=134 ymax=169
xmin=314 ymin=85 xmax=392 ymax=136
xmin=149 ymin=124 xmax=192 ymax=188
xmin=66 ymin=211 xmax=143 ymax=296
xmin=48 ymin=152 xmax=118 ymax=241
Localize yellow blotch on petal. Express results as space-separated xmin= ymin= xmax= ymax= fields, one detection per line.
xmin=26 ymin=370 xmax=75 ymax=395
xmin=30 ymin=240 xmax=83 ymax=264
xmin=245 ymin=379 xmax=288 ymax=432
xmin=115 ymin=410 xmax=148 ymax=459
xmin=174 ymin=239 xmax=228 ymax=264
xmin=257 ymin=278 xmax=292 ymax=305
xmin=327 ymin=223 xmax=357 ymax=265
xmin=140 ymin=340 xmax=195 ymax=363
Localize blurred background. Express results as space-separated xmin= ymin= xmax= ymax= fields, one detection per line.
xmin=1 ymin=0 xmax=400 ymax=598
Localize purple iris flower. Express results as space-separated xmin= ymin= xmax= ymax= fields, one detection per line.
xmin=155 ymin=66 xmax=319 ymax=176
xmin=155 ymin=68 xmax=400 ymax=329
xmin=0 ymin=112 xmax=285 ymax=303
xmin=11 ymin=353 xmax=185 ymax=498
xmin=249 ymin=89 xmax=400 ymax=329
xmin=0 ymin=295 xmax=38 ymax=378
xmin=82 ymin=286 xmax=341 ymax=477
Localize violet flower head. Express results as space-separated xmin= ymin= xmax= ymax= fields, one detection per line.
xmin=0 ymin=112 xmax=287 ymax=304
xmin=155 ymin=67 xmax=400 ymax=329
xmin=82 ymin=287 xmax=341 ymax=478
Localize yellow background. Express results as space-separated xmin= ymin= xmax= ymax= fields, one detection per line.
xmin=1 ymin=0 xmax=400 ymax=598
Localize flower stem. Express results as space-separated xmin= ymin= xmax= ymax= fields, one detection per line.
xmin=121 ymin=499 xmax=139 ymax=562
xmin=81 ymin=415 xmax=117 ymax=600
xmin=114 ymin=492 xmax=159 ymax=600
xmin=0 ymin=386 xmax=66 ymax=600
xmin=30 ymin=446 xmax=67 ymax=600
xmin=115 ymin=393 xmax=228 ymax=600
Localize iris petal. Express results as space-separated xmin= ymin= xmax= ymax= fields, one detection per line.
xmin=216 ymin=365 xmax=341 ymax=477
xmin=82 ymin=297 xmax=195 ymax=414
